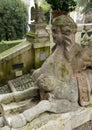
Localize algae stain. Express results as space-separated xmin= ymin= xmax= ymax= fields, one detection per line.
xmin=60 ymin=64 xmax=69 ymax=79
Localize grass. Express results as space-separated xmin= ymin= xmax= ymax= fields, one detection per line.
xmin=0 ymin=39 xmax=25 ymax=53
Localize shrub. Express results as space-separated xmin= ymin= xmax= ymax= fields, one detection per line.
xmin=45 ymin=0 xmax=77 ymax=12
xmin=0 ymin=0 xmax=28 ymax=41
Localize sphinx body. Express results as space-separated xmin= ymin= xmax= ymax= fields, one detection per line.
xmin=32 ymin=42 xmax=79 ymax=113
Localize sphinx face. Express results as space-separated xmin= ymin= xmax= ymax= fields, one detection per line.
xmin=51 ymin=25 xmax=64 ymax=45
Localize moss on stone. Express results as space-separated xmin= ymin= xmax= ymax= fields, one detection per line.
xmin=1 ymin=39 xmax=24 ymax=44
xmin=26 ymin=32 xmax=38 ymax=38
xmin=60 ymin=64 xmax=69 ymax=79
xmin=34 ymin=47 xmax=50 ymax=68
xmin=0 ymin=39 xmax=24 ymax=53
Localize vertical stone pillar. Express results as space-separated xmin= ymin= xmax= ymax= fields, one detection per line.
xmin=26 ymin=3 xmax=50 ymax=68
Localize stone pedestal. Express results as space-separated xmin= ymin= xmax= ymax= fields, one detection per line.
xmin=27 ymin=23 xmax=50 ymax=68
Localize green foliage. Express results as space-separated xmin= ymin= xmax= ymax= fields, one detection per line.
xmin=0 ymin=0 xmax=28 ymax=41
xmin=44 ymin=11 xmax=50 ymax=24
xmin=45 ymin=0 xmax=77 ymax=12
xmin=40 ymin=0 xmax=50 ymax=12
xmin=0 ymin=39 xmax=24 ymax=53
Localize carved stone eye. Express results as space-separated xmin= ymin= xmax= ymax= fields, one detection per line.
xmin=61 ymin=26 xmax=72 ymax=35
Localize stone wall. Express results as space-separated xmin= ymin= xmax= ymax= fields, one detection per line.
xmin=33 ymin=42 xmax=50 ymax=68
xmin=0 ymin=39 xmax=24 ymax=53
xmin=0 ymin=41 xmax=50 ymax=84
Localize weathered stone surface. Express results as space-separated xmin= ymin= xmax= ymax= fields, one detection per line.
xmin=71 ymin=108 xmax=92 ymax=129
xmin=8 ymin=107 xmax=92 ymax=130
xmin=76 ymin=71 xmax=90 ymax=106
xmin=23 ymin=100 xmax=51 ymax=122
xmin=5 ymin=114 xmax=27 ymax=129
xmin=0 ymin=117 xmax=4 ymax=127
xmin=13 ymin=87 xmax=38 ymax=102
xmin=0 ymin=107 xmax=91 ymax=130
xmin=0 ymin=99 xmax=35 ymax=115
xmin=8 ymin=74 xmax=34 ymax=92
xmin=25 ymin=107 xmax=92 ymax=130
xmin=0 ymin=85 xmax=11 ymax=94
xmin=86 ymin=69 xmax=92 ymax=90
xmin=73 ymin=120 xmax=92 ymax=130
xmin=0 ymin=87 xmax=38 ymax=104
xmin=1 ymin=126 xmax=10 ymax=130
xmin=0 ymin=93 xmax=14 ymax=104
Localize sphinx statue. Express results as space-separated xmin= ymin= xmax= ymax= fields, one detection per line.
xmin=1 ymin=15 xmax=92 ymax=129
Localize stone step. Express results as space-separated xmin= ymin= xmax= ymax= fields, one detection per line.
xmin=0 ymin=85 xmax=11 ymax=94
xmin=8 ymin=74 xmax=34 ymax=92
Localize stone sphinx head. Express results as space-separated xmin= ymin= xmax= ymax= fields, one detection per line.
xmin=52 ymin=15 xmax=77 ymax=46
xmin=51 ymin=15 xmax=77 ymax=60
xmin=52 ymin=15 xmax=77 ymax=34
